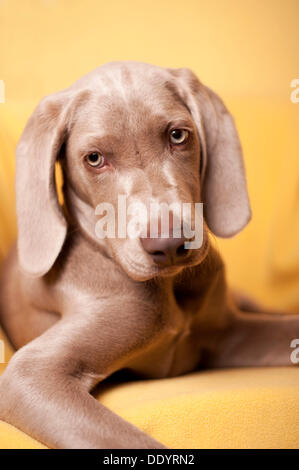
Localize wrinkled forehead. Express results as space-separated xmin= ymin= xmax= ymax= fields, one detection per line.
xmin=70 ymin=66 xmax=192 ymax=138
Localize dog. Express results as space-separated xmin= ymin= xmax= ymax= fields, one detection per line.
xmin=0 ymin=61 xmax=298 ymax=449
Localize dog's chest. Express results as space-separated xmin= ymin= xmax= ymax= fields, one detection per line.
xmin=126 ymin=302 xmax=203 ymax=379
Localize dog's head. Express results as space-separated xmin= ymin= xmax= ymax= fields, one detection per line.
xmin=16 ymin=61 xmax=251 ymax=281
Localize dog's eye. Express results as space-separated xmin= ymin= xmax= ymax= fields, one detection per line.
xmin=169 ymin=129 xmax=189 ymax=145
xmin=86 ymin=152 xmax=105 ymax=168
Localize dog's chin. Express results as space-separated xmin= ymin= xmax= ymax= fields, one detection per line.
xmin=115 ymin=249 xmax=209 ymax=282
xmin=121 ymin=263 xmax=184 ymax=282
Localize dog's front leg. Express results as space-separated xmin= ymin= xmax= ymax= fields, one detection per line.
xmin=0 ymin=313 xmax=166 ymax=449
xmin=204 ymin=309 xmax=299 ymax=368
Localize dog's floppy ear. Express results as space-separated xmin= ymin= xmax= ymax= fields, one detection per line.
xmin=169 ymin=67 xmax=251 ymax=237
xmin=16 ymin=90 xmax=75 ymax=277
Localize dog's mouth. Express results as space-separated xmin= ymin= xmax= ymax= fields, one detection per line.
xmin=120 ymin=255 xmax=185 ymax=282
xmin=113 ymin=236 xmax=210 ymax=282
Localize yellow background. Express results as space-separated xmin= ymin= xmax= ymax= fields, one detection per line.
xmin=0 ymin=0 xmax=299 ymax=309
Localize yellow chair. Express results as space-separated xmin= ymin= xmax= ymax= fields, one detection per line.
xmin=0 ymin=99 xmax=298 ymax=449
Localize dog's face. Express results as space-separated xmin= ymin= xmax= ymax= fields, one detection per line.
xmin=64 ymin=68 xmax=207 ymax=280
xmin=15 ymin=62 xmax=251 ymax=280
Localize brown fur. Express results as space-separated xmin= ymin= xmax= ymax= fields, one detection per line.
xmin=0 ymin=62 xmax=298 ymax=449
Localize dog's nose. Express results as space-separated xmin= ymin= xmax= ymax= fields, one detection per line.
xmin=140 ymin=235 xmax=189 ymax=266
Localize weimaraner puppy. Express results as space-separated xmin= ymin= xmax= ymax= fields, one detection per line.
xmin=0 ymin=61 xmax=298 ymax=449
